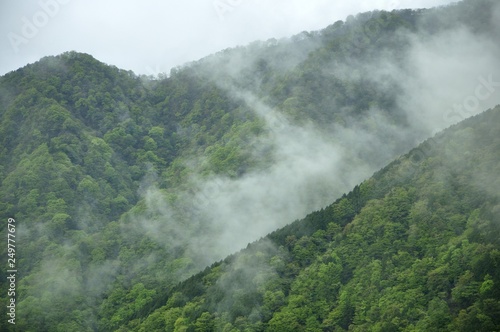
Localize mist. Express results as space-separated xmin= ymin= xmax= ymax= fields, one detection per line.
xmin=124 ymin=2 xmax=500 ymax=274
xmin=3 ymin=2 xmax=499 ymax=331
xmin=399 ymin=26 xmax=500 ymax=134
xmin=131 ymin=104 xmax=372 ymax=267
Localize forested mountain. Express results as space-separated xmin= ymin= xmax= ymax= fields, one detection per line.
xmin=0 ymin=0 xmax=499 ymax=331
xmin=136 ymin=105 xmax=500 ymax=331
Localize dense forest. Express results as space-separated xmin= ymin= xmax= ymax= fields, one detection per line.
xmin=135 ymin=106 xmax=500 ymax=331
xmin=0 ymin=0 xmax=499 ymax=331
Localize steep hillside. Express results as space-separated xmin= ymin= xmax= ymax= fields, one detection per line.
xmin=0 ymin=51 xmax=262 ymax=331
xmin=136 ymin=106 xmax=500 ymax=331
xmin=0 ymin=0 xmax=499 ymax=331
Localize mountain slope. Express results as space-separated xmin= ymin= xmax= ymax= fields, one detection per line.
xmin=0 ymin=51 xmax=262 ymax=331
xmin=0 ymin=0 xmax=499 ymax=331
xmin=136 ymin=106 xmax=500 ymax=331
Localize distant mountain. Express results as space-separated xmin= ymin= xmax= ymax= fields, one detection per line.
xmin=0 ymin=0 xmax=499 ymax=331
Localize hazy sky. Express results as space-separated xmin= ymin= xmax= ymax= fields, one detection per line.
xmin=0 ymin=0 xmax=456 ymax=76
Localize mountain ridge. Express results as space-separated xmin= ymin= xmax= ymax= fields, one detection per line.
xmin=0 ymin=0 xmax=499 ymax=331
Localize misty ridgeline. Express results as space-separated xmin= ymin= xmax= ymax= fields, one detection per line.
xmin=1 ymin=0 xmax=500 ymax=331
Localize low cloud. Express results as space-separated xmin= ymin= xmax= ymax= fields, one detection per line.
xmin=130 ymin=91 xmax=416 ymax=268
xmin=129 ymin=2 xmax=500 ymax=271
xmin=398 ymin=26 xmax=500 ymax=134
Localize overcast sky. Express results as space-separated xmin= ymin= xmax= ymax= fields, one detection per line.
xmin=0 ymin=0 xmax=456 ymax=77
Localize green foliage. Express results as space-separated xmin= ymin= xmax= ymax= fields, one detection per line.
xmin=0 ymin=1 xmax=499 ymax=331
xmin=135 ymin=106 xmax=500 ymax=331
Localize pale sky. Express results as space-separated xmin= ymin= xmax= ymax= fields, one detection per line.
xmin=0 ymin=0 xmax=457 ymax=76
